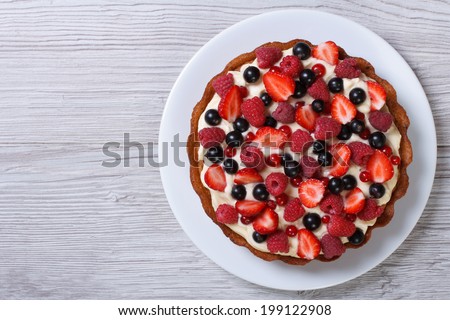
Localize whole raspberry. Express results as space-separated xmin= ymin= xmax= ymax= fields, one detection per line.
xmin=320 ymin=194 xmax=344 ymax=215
xmin=327 ymin=215 xmax=356 ymax=237
xmin=321 ymin=234 xmax=346 ymax=259
xmin=334 ymin=58 xmax=361 ymax=79
xmin=280 ymin=55 xmax=303 ymax=78
xmin=240 ymin=145 xmax=265 ymax=171
xmin=368 ymin=110 xmax=393 ymax=132
xmin=216 ymin=204 xmax=238 ymax=224
xmin=314 ymin=117 xmax=341 ymax=140
xmin=307 ymin=78 xmax=330 ymax=102
xmin=284 ymin=198 xmax=305 ymax=222
xmin=300 ymin=156 xmax=320 ymax=178
xmin=267 ymin=230 xmax=289 ymax=253
xmin=348 ymin=141 xmax=374 ymax=166
xmin=265 ymin=172 xmax=288 ymax=196
xmin=241 ymin=97 xmax=266 ymax=127
xmin=212 ymin=73 xmax=234 ymax=98
xmin=357 ymin=198 xmax=384 ymax=221
xmin=291 ymin=129 xmax=313 ymax=152
xmin=198 ymin=127 xmax=225 ymax=148
xmin=255 ymin=46 xmax=283 ymax=69
xmin=272 ymin=102 xmax=295 ymax=124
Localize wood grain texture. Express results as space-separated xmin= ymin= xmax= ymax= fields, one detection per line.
xmin=0 ymin=0 xmax=449 ymax=299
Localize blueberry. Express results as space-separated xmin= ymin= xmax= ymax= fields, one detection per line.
xmin=243 ymin=66 xmax=260 ymax=83
xmin=348 ymin=228 xmax=365 ymax=245
xmin=280 ymin=153 xmax=293 ymax=166
xmin=293 ymin=42 xmax=311 ymax=60
xmin=342 ymin=175 xmax=357 ymax=190
xmin=205 ymin=146 xmax=224 ymax=164
xmin=311 ymin=99 xmax=325 ymax=113
xmin=233 ymin=118 xmax=249 ymax=133
xmin=369 ymin=131 xmax=386 ymax=149
xmin=299 ymin=69 xmax=316 ymax=88
xmin=283 ymin=160 xmax=300 ymax=178
xmin=312 ymin=140 xmax=327 ymax=154
xmin=350 ymin=119 xmax=365 ymax=133
xmin=328 ymin=177 xmax=343 ymax=194
xmin=231 ymin=184 xmax=247 ymax=200
xmin=223 ymin=158 xmax=238 ymax=174
xmin=292 ymin=80 xmax=307 ymax=98
xmin=349 ymin=88 xmax=366 ymax=105
xmin=303 ymin=213 xmax=322 ymax=231
xmin=318 ymin=152 xmax=332 ymax=167
xmin=253 ymin=183 xmax=269 ymax=201
xmin=264 ymin=116 xmax=277 ymax=128
xmin=260 ymin=92 xmax=272 ymax=106
xmin=369 ymin=183 xmax=385 ymax=199
xmin=337 ymin=124 xmax=352 ymax=140
xmin=226 ymin=130 xmax=244 ymax=148
xmin=204 ymin=109 xmax=221 ymax=126
xmin=252 ymin=231 xmax=267 ymax=243
xmin=328 ymin=77 xmax=343 ymax=93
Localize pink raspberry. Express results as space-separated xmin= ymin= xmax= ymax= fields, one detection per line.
xmin=321 ymin=234 xmax=346 ymax=259
xmin=300 ymin=156 xmax=320 ymax=178
xmin=240 ymin=145 xmax=265 ymax=171
xmin=280 ymin=55 xmax=303 ymax=78
xmin=272 ymin=102 xmax=295 ymax=124
xmin=369 ymin=110 xmax=393 ymax=132
xmin=348 ymin=141 xmax=374 ymax=165
xmin=216 ymin=204 xmax=238 ymax=224
xmin=265 ymin=172 xmax=288 ymax=196
xmin=327 ymin=215 xmax=356 ymax=237
xmin=212 ymin=73 xmax=234 ymax=98
xmin=284 ymin=198 xmax=305 ymax=222
xmin=290 ymin=129 xmax=313 ymax=152
xmin=198 ymin=127 xmax=225 ymax=148
xmin=320 ymin=194 xmax=344 ymax=215
xmin=241 ymin=97 xmax=266 ymax=127
xmin=357 ymin=198 xmax=384 ymax=221
xmin=314 ymin=117 xmax=341 ymax=140
xmin=255 ymin=46 xmax=283 ymax=69
xmin=307 ymin=78 xmax=330 ymax=102
xmin=267 ymin=230 xmax=289 ymax=253
xmin=334 ymin=58 xmax=361 ymax=79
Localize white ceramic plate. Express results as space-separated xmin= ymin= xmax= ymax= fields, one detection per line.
xmin=159 ymin=10 xmax=436 ymax=290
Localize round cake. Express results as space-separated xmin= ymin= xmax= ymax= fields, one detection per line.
xmin=187 ymin=39 xmax=412 ymax=264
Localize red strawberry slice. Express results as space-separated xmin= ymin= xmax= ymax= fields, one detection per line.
xmin=344 ymin=187 xmax=366 ymax=214
xmin=252 ymin=207 xmax=279 ymax=235
xmin=234 ymin=168 xmax=264 ymax=184
xmin=297 ymin=229 xmax=321 ymax=260
xmin=204 ymin=164 xmax=226 ymax=192
xmin=295 ymin=104 xmax=319 ymax=132
xmin=366 ymin=150 xmax=394 ymax=183
xmin=262 ymin=71 xmax=295 ymax=102
xmin=312 ymin=41 xmax=339 ymax=66
xmin=329 ymin=143 xmax=351 ymax=177
xmin=298 ymin=179 xmax=325 ymax=208
xmin=218 ymin=85 xmax=242 ymax=122
xmin=367 ymin=81 xmax=386 ymax=111
xmin=254 ymin=126 xmax=288 ymax=148
xmin=235 ymin=200 xmax=266 ymax=217
xmin=331 ymin=94 xmax=357 ymax=124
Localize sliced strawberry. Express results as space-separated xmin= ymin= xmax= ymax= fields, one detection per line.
xmin=298 ymin=179 xmax=325 ymax=208
xmin=262 ymin=71 xmax=295 ymax=102
xmin=329 ymin=143 xmax=351 ymax=177
xmin=367 ymin=81 xmax=386 ymax=111
xmin=252 ymin=207 xmax=279 ymax=235
xmin=235 ymin=200 xmax=266 ymax=217
xmin=254 ymin=126 xmax=288 ymax=148
xmin=234 ymin=168 xmax=264 ymax=184
xmin=331 ymin=94 xmax=357 ymax=124
xmin=297 ymin=229 xmax=321 ymax=260
xmin=344 ymin=187 xmax=366 ymax=214
xmin=218 ymin=85 xmax=242 ymax=122
xmin=295 ymin=104 xmax=319 ymax=132
xmin=366 ymin=150 xmax=394 ymax=183
xmin=312 ymin=41 xmax=339 ymax=66
xmin=204 ymin=164 xmax=226 ymax=192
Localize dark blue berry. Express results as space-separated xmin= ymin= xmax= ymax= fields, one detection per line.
xmin=328 ymin=177 xmax=343 ymax=194
xmin=260 ymin=92 xmax=272 ymax=106
xmin=318 ymin=152 xmax=332 ymax=167
xmin=312 ymin=140 xmax=327 ymax=154
xmin=223 ymin=158 xmax=238 ymax=174
xmin=253 ymin=183 xmax=269 ymax=201
xmin=303 ymin=213 xmax=322 ymax=231
xmin=293 ymin=42 xmax=311 ymax=60
xmin=350 ymin=119 xmax=365 ymax=133
xmin=337 ymin=124 xmax=352 ymax=140
xmin=280 ymin=153 xmax=293 ymax=166
xmin=231 ymin=184 xmax=247 ymax=200
xmin=292 ymin=81 xmax=307 ymax=98
xmin=299 ymin=69 xmax=316 ymax=87
xmin=252 ymin=231 xmax=267 ymax=243
xmin=283 ymin=160 xmax=300 ymax=178
xmin=204 ymin=109 xmax=222 ymax=126
xmin=369 ymin=131 xmax=386 ymax=149
xmin=233 ymin=118 xmax=249 ymax=132
xmin=243 ymin=66 xmax=260 ymax=83
xmin=328 ymin=77 xmax=343 ymax=93
xmin=311 ymin=99 xmax=325 ymax=113
xmin=205 ymin=146 xmax=224 ymax=164
xmin=226 ymin=130 xmax=244 ymax=148
xmin=369 ymin=183 xmax=385 ymax=198
xmin=349 ymin=88 xmax=366 ymax=105
xmin=264 ymin=116 xmax=277 ymax=128
xmin=342 ymin=175 xmax=357 ymax=190
xmin=348 ymin=228 xmax=365 ymax=245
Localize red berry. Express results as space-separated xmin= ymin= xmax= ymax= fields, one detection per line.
xmin=314 ymin=117 xmax=341 ymax=140
xmin=245 ymin=132 xmax=255 ymax=142
xmin=224 ymin=146 xmax=237 ymax=158
xmin=307 ymin=78 xmax=330 ymax=102
xmin=367 ymin=81 xmax=387 ymax=111
xmin=355 ymin=111 xmax=365 ymax=121
xmin=295 ymin=101 xmax=305 ymax=109
xmin=280 ymin=55 xmax=303 ymax=78
xmin=255 ymin=46 xmax=283 ymax=69
xmin=266 ymin=200 xmax=277 ymax=209
xmin=269 ymin=66 xmax=282 ymax=73
xmin=266 ymin=154 xmax=282 ymax=167
xmin=346 ymin=214 xmax=357 ymax=222
xmin=322 ymin=215 xmax=330 ymax=224
xmin=312 ymin=41 xmax=339 ymax=66
xmin=391 ymin=155 xmax=400 ymax=165
xmin=240 ymin=216 xmax=253 ymax=225
xmin=265 ymin=172 xmax=288 ymax=196
xmin=275 ymin=193 xmax=289 ymax=206
xmin=312 ymin=63 xmax=326 ymax=77
xmin=239 ymin=86 xmax=248 ymax=98
xmin=279 ymin=125 xmax=292 ymax=137
xmin=198 ymin=127 xmax=226 ymax=148
xmin=334 ymin=58 xmax=361 ymax=79
xmin=290 ymin=177 xmax=302 ymax=187
xmin=212 ymin=73 xmax=234 ymax=98
xmin=381 ymin=145 xmax=392 ymax=157
xmin=359 ymin=171 xmax=371 ymax=182
xmin=286 ymin=225 xmax=298 ymax=237
xmin=241 ymin=96 xmax=266 ymax=127
xmin=369 ymin=110 xmax=393 ymax=132
xmin=272 ymin=102 xmax=295 ymax=124
xmin=359 ymin=128 xmax=370 ymax=140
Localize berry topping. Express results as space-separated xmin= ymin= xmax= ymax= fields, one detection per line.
xmin=275 ymin=193 xmax=289 ymax=206
xmin=298 ymin=179 xmax=325 ymax=208
xmin=212 ymin=73 xmax=234 ymax=98
xmin=318 ymin=151 xmax=333 ymax=167
xmin=297 ymin=229 xmax=321 ymax=260
xmin=349 ymin=88 xmax=366 ymax=105
xmin=367 ymin=81 xmax=386 ymax=111
xmin=337 ymin=123 xmax=352 ymax=140
xmin=260 ymin=92 xmax=273 ymax=107
xmin=218 ymin=85 xmax=243 ymax=122
xmin=319 ymin=194 xmax=344 ymax=215
xmin=255 ymin=46 xmax=283 ymax=68
xmin=224 ymin=146 xmax=237 ymax=158
xmin=240 ymin=216 xmax=253 ymax=225
xmin=303 ymin=213 xmax=322 ymax=231
xmin=357 ymin=198 xmax=384 ymax=221
xmin=239 ymin=86 xmax=249 ymax=97
xmin=366 ymin=150 xmax=394 ymax=183
xmin=327 ymin=214 xmax=356 ymax=237
xmin=348 ymin=228 xmax=365 ymax=245
xmin=327 ymin=177 xmax=344 ymax=194
xmin=286 ymin=225 xmax=298 ymax=237
xmin=198 ymin=127 xmax=225 ymax=148
xmin=391 ymin=155 xmax=400 ymax=165
xmin=299 ymin=69 xmax=316 ymax=87
xmin=234 ymin=168 xmax=263 ymax=184
xmin=245 ymin=132 xmax=255 ymax=142
xmin=235 ymin=200 xmax=266 ymax=217
xmin=243 ymin=66 xmax=260 ymax=83
xmin=266 ymin=153 xmax=282 ymax=167
xmin=343 ymin=187 xmax=366 ymax=214
xmin=266 ymin=200 xmax=277 ymax=209
xmin=272 ymin=102 xmax=295 ymax=124
xmin=296 ymin=104 xmax=319 ymax=132
xmin=264 ymin=116 xmax=277 ymax=128
xmin=290 ymin=177 xmax=302 ymax=187
xmin=252 ymin=207 xmax=279 ymax=235
xmin=240 ymin=97 xmax=265 ymax=128
xmin=254 ymin=126 xmax=288 ymax=148
xmin=369 ymin=110 xmax=393 ymax=132
xmin=280 ymin=55 xmax=303 ymax=78
xmin=223 ymin=158 xmax=239 ymax=174
xmin=322 ymin=215 xmax=330 ymax=223
xmin=311 ymin=99 xmax=325 ymax=113
xmin=307 ymin=78 xmax=330 ymax=102
xmin=328 ymin=143 xmax=351 ymax=177
xmin=292 ymin=81 xmax=307 ymax=98
xmin=240 ymin=145 xmax=265 ymax=171
xmin=328 ymin=77 xmax=344 ymax=93
xmin=369 ymin=183 xmax=386 ymax=199
xmin=334 ymin=58 xmax=361 ymax=79
xmin=205 ymin=146 xmax=224 ymax=164
xmin=331 ymin=94 xmax=357 ymax=124
xmin=342 ymin=174 xmax=357 ymax=190
xmin=312 ymin=140 xmax=327 ymax=154
xmin=252 ymin=231 xmax=267 ymax=243
xmin=359 ymin=128 xmax=371 ymax=140
xmin=284 ymin=198 xmax=305 ymax=222
xmin=279 ymin=125 xmax=292 ymax=137
xmin=283 ymin=160 xmax=301 ymax=178
xmin=267 ymin=231 xmax=290 ymax=253
xmin=204 ymin=109 xmax=222 ymax=126
xmin=312 ymin=63 xmax=326 ymax=77
xmin=265 ymin=172 xmax=289 ymax=196
xmin=314 ymin=117 xmax=341 ymax=140
xmin=233 ymin=118 xmax=249 ymax=133
xmin=348 ymin=141 xmax=374 ymax=166
xmin=293 ymin=42 xmax=311 ymax=60
xmin=225 ymin=130 xmax=244 ymax=148
xmin=231 ymin=184 xmax=247 ymax=200
xmin=368 ymin=131 xmax=386 ymax=149
xmin=312 ymin=41 xmax=339 ymax=65
xmin=350 ymin=119 xmax=365 ymax=133
xmin=253 ymin=183 xmax=270 ymax=201
xmin=321 ymin=234 xmax=346 ymax=259
xmin=381 ymin=145 xmax=392 ymax=157
xmin=262 ymin=71 xmax=296 ymax=102
xmin=300 ymin=156 xmax=320 ymax=178
xmin=359 ymin=171 xmax=371 ymax=182
xmin=291 ymin=129 xmax=313 ymax=153
xmin=216 ymin=204 xmax=238 ymax=224
xmin=204 ymin=164 xmax=226 ymax=192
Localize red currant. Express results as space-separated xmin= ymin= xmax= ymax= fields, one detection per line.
xmin=275 ymin=193 xmax=289 ymax=206
xmin=266 ymin=154 xmax=282 ymax=167
xmin=359 ymin=128 xmax=370 ymax=140
xmin=240 ymin=216 xmax=253 ymax=225
xmin=312 ymin=63 xmax=326 ymax=77
xmin=381 ymin=145 xmax=392 ymax=157
xmin=224 ymin=146 xmax=237 ymax=158
xmin=266 ymin=200 xmax=277 ymax=210
xmin=295 ymin=101 xmax=305 ymax=109
xmin=321 ymin=215 xmax=330 ymax=224
xmin=321 ymin=177 xmax=330 ymax=186
xmin=279 ymin=125 xmax=292 ymax=138
xmin=238 ymin=86 xmax=248 ymax=98
xmin=290 ymin=177 xmax=302 ymax=187
xmin=355 ymin=111 xmax=365 ymax=121
xmin=245 ymin=132 xmax=255 ymax=142
xmin=391 ymin=155 xmax=400 ymax=165
xmin=285 ymin=225 xmax=298 ymax=237
xmin=346 ymin=214 xmax=357 ymax=222
xmin=269 ymin=66 xmax=281 ymax=73
xmin=359 ymin=171 xmax=371 ymax=182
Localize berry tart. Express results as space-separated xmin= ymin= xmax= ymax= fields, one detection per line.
xmin=187 ymin=39 xmax=412 ymax=264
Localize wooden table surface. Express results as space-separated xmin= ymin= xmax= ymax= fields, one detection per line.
xmin=0 ymin=0 xmax=449 ymax=299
